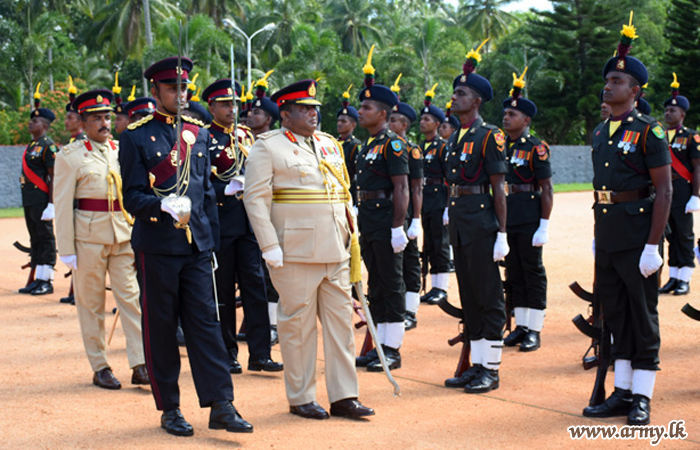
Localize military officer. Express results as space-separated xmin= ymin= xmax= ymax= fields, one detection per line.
xmin=354 ymin=48 xmax=410 ymax=372
xmin=19 ymin=92 xmax=58 ymax=296
xmin=337 ymin=85 xmax=362 ymax=206
xmin=124 ymin=97 xmax=156 ymax=124
xmin=54 ymin=89 xmax=149 ymax=389
xmin=202 ymin=78 xmax=282 ymax=374
xmin=65 ymin=94 xmax=85 ymax=143
xmin=244 ymin=79 xmax=374 ymax=420
xmin=441 ymin=42 xmax=508 ymax=394
xmin=439 ymin=100 xmax=460 ymax=141
xmin=581 ymin=19 xmax=671 ymax=426
xmin=119 ymin=57 xmax=253 ymax=436
xmin=658 ymin=74 xmax=700 ymax=296
xmin=184 ymin=100 xmax=212 ymax=126
xmin=418 ymin=90 xmax=451 ymax=306
xmin=500 ymin=70 xmax=553 ymax=353
xmin=387 ymin=86 xmax=423 ymax=331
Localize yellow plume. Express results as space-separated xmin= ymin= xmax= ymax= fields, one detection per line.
xmin=466 ymin=38 xmax=489 ymax=63
xmin=246 ymin=83 xmax=254 ymax=101
xmin=315 ymin=76 xmax=322 ymax=83
xmin=188 ymin=73 xmax=199 ymax=91
xmin=363 ymin=44 xmax=376 ymax=76
xmin=390 ymin=73 xmax=402 ymax=93
xmin=512 ymin=66 xmax=528 ymax=89
xmin=446 ymin=100 xmax=452 ymax=110
xmin=127 ymin=85 xmax=136 ymax=102
xmin=256 ymin=70 xmax=275 ymax=89
xmin=642 ymin=83 xmax=648 ymax=89
xmin=342 ymin=84 xmax=353 ymax=99
xmin=68 ymin=76 xmax=77 ymax=94
xmin=621 ymin=11 xmax=638 ymax=40
xmin=425 ymin=83 xmax=438 ymax=98
xmin=192 ymin=87 xmax=201 ymax=102
xmin=112 ymin=72 xmax=122 ymax=95
xmin=240 ymin=84 xmax=246 ymax=100
xmin=670 ymin=72 xmax=680 ymax=89
xmin=34 ymin=82 xmax=42 ymax=99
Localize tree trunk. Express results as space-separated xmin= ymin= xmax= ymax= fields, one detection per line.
xmin=142 ymin=0 xmax=153 ymax=50
xmin=48 ymin=47 xmax=54 ymax=91
xmin=141 ymin=60 xmax=148 ymax=97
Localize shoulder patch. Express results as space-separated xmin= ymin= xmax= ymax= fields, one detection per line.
xmin=652 ymin=124 xmax=665 ymax=140
xmin=182 ymin=115 xmax=204 ymax=127
xmin=48 ymin=144 xmax=58 ymax=153
xmin=412 ymin=147 xmax=421 ymax=159
xmin=391 ymin=140 xmax=403 ymax=152
xmin=694 ymin=134 xmax=700 ymax=144
xmin=127 ymin=114 xmax=153 ymax=130
xmin=493 ymin=131 xmax=505 ymax=147
xmin=537 ymin=144 xmax=548 ymax=160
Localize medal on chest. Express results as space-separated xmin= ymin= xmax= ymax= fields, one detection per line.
xmin=365 ymin=144 xmax=382 ymax=161
xmin=510 ymin=148 xmax=528 ymax=167
xmin=672 ymin=137 xmax=688 ymax=150
xmin=617 ymin=130 xmax=640 ymax=154
xmin=460 ymin=142 xmax=474 ymax=162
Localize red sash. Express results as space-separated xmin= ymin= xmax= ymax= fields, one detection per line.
xmin=669 ymin=148 xmax=692 ymax=182
xmin=21 ymin=145 xmax=49 ymax=193
xmin=149 ymin=122 xmax=200 ymax=188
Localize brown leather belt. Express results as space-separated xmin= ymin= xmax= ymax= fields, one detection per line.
xmin=506 ymin=183 xmax=537 ymax=194
xmin=450 ymin=185 xmax=488 ymax=197
xmin=594 ymin=187 xmax=652 ymax=205
xmin=672 ymin=173 xmax=683 ymax=181
xmin=424 ymin=177 xmax=445 ymax=186
xmin=77 ymin=198 xmax=121 ymax=212
xmin=357 ymin=189 xmax=392 ymax=202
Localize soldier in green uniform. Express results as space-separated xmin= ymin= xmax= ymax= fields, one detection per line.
xmin=439 ymin=100 xmax=459 ymax=141
xmin=19 ymin=87 xmax=58 ymax=296
xmin=442 ymin=41 xmax=508 ymax=394
xmin=337 ymin=85 xmax=362 ymax=207
xmin=582 ymin=17 xmax=671 ymax=426
xmin=354 ymin=47 xmax=409 ymax=371
xmin=658 ymin=74 xmax=700 ymax=296
xmin=64 ymin=83 xmax=85 ymax=143
xmin=500 ymin=69 xmax=553 ymax=353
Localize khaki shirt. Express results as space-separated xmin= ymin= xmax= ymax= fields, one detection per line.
xmin=244 ymin=128 xmax=352 ymax=264
xmin=54 ymin=138 xmax=133 ymax=256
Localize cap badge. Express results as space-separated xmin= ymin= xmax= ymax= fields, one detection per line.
xmin=365 ymin=90 xmax=371 ymax=98
xmin=461 ymin=75 xmax=467 ymax=82
xmin=308 ymin=83 xmax=316 ymax=97
xmin=672 ymin=99 xmax=677 ymax=105
xmin=343 ymin=108 xmax=347 ymax=114
xmin=511 ymin=100 xmax=517 ymax=107
xmin=616 ymin=59 xmax=625 ymax=70
xmin=96 ymin=95 xmax=103 ymax=103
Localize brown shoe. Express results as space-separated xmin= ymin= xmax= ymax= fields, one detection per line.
xmin=330 ymin=398 xmax=375 ymax=419
xmin=93 ymin=367 xmax=121 ymax=390
xmin=289 ymin=401 xmax=329 ymax=420
xmin=132 ymin=364 xmax=150 ymax=385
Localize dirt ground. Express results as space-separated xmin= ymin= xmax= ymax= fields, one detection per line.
xmin=0 ymin=191 xmax=698 ymax=449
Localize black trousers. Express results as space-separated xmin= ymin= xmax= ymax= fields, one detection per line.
xmin=453 ymin=233 xmax=505 ymax=341
xmin=23 ymin=203 xmax=56 ymax=266
xmin=595 ymin=246 xmax=661 ymax=370
xmin=216 ymin=234 xmax=271 ymax=362
xmin=263 ymin=265 xmax=279 ymax=303
xmin=403 ymin=227 xmax=421 ymax=293
xmin=360 ymin=236 xmax=405 ymax=323
xmin=421 ymin=210 xmax=451 ymax=273
xmin=136 ymin=250 xmax=233 ymax=411
xmin=505 ymin=224 xmax=547 ymax=310
xmin=666 ymin=179 xmax=695 ymax=267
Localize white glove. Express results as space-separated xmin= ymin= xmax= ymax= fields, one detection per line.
xmin=493 ymin=231 xmax=509 ymax=262
xmin=406 ymin=218 xmax=422 ymax=240
xmin=160 ymin=199 xmax=181 ymax=222
xmin=442 ymin=207 xmax=449 ymax=226
xmin=60 ymin=255 xmax=78 ymax=271
xmin=353 ymin=205 xmax=358 ymax=218
xmin=224 ymin=176 xmax=245 ymax=196
xmin=532 ymin=218 xmax=550 ymax=247
xmin=639 ymin=244 xmax=663 ymax=278
xmin=391 ymin=226 xmax=409 ymax=253
xmin=685 ymin=195 xmax=700 ymax=214
xmin=41 ymin=203 xmax=55 ymax=221
xmin=211 ymin=253 xmax=219 ymax=271
xmin=263 ymin=247 xmax=284 ymax=268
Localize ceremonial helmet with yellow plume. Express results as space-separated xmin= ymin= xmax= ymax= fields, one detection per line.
xmin=664 ymin=73 xmax=690 ymax=111
xmin=337 ymin=84 xmax=359 ymax=123
xmin=30 ymin=82 xmax=56 ymax=122
xmin=357 ymin=45 xmax=399 ymax=107
xmin=602 ymin=11 xmax=648 ymax=85
xmin=420 ymin=83 xmax=445 ymax=122
xmin=253 ymin=70 xmax=280 ymax=122
xmin=453 ymin=39 xmax=493 ymax=102
xmin=503 ymin=67 xmax=537 ymax=118
xmin=389 ymin=73 xmax=417 ymax=123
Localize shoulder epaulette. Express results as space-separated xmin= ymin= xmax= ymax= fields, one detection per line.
xmin=127 ymin=114 xmax=153 ymax=130
xmin=256 ymin=129 xmax=281 ymax=141
xmin=61 ymin=139 xmax=84 ymax=156
xmin=182 ymin=115 xmax=205 ymax=127
xmin=634 ymin=113 xmax=656 ymax=125
xmin=238 ymin=124 xmax=253 ymax=133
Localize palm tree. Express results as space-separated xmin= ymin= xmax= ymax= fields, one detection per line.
xmin=324 ymin=0 xmax=385 ymax=57
xmin=458 ymin=0 xmax=518 ymax=51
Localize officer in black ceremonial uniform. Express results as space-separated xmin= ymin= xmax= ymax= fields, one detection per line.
xmin=202 ymin=78 xmax=282 ymax=375
xmin=439 ymin=100 xmax=460 ymax=141
xmin=658 ymin=74 xmax=700 ymax=296
xmin=387 ymin=86 xmax=423 ymax=331
xmin=337 ymin=85 xmax=362 ymax=206
xmin=64 ymin=83 xmax=85 ymax=144
xmin=119 ymin=57 xmax=253 ymax=437
xmin=500 ymin=69 xmax=553 ymax=353
xmin=442 ymin=41 xmax=508 ymax=394
xmin=581 ymin=17 xmax=671 ymax=426
xmin=418 ymin=90 xmax=451 ymax=306
xmin=124 ymin=97 xmax=157 ymax=125
xmin=354 ymin=47 xmax=410 ymax=372
xmin=19 ymin=94 xmax=58 ymax=296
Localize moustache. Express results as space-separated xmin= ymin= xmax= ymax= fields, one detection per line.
xmin=99 ymin=127 xmax=109 ymax=133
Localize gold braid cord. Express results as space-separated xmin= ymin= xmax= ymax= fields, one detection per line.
xmin=107 ymin=169 xmax=135 ymax=226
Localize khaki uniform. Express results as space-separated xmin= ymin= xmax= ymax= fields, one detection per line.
xmin=244 ymin=127 xmax=358 ymax=405
xmin=54 ymin=138 xmax=144 ymax=372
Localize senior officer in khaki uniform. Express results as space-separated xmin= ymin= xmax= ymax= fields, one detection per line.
xmin=244 ymin=79 xmax=374 ymax=421
xmin=54 ymin=89 xmax=148 ymax=389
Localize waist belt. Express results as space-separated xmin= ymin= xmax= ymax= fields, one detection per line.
xmin=450 ymin=185 xmax=488 ymax=197
xmin=357 ymin=189 xmax=392 ymax=202
xmin=506 ymin=183 xmax=537 ymax=194
xmin=671 ymin=173 xmax=686 ymax=181
xmin=77 ymin=199 xmax=121 ymax=212
xmin=594 ymin=187 xmax=652 ymax=205
xmin=272 ymin=189 xmax=349 ymax=204
xmin=424 ymin=178 xmax=445 ymax=186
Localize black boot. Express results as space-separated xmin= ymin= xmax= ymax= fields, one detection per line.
xmin=582 ymin=388 xmax=633 ymax=417
xmin=464 ymin=368 xmax=499 ymax=393
xmin=404 ymin=311 xmax=417 ymax=331
xmin=425 ymin=288 xmax=448 ymax=305
xmin=367 ymin=345 xmax=401 ymax=372
xmin=445 ymin=364 xmax=482 ymax=388
xmin=504 ymin=326 xmax=528 ymax=347
xmin=209 ymin=400 xmax=253 ymax=433
xmin=161 ymin=409 xmax=194 ymax=437
xmin=519 ymin=330 xmax=541 ymax=352
xmin=659 ymin=277 xmax=679 ymax=294
xmin=30 ymin=280 xmax=53 ymax=295
xmin=355 ymin=348 xmax=378 ymax=367
xmin=673 ymin=280 xmax=690 ymax=296
xmin=627 ymin=394 xmax=651 ymax=425
xmin=19 ymin=279 xmax=40 ymax=294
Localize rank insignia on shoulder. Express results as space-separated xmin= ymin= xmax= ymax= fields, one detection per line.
xmin=494 ymin=132 xmax=505 ymax=147
xmin=537 ymin=144 xmax=548 ymax=160
xmin=391 ymin=140 xmax=402 ymax=152
xmin=652 ymin=125 xmax=665 ymax=140
xmin=412 ymin=147 xmax=421 ymax=159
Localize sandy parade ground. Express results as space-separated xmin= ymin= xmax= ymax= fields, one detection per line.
xmin=0 ymin=191 xmax=699 ymax=449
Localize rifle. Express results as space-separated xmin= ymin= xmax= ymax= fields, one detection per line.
xmin=14 ymin=241 xmax=35 ymax=287
xmin=436 ymin=297 xmax=471 ymax=377
xmin=420 ymin=249 xmax=428 ymax=295
xmin=500 ymin=261 xmax=513 ymax=336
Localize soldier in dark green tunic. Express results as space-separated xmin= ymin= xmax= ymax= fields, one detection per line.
xmin=337 ymin=85 xmax=362 ymax=207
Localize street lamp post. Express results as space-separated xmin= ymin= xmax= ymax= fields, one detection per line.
xmin=222 ymin=20 xmax=276 ymax=88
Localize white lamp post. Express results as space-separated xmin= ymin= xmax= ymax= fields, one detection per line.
xmin=223 ymin=19 xmax=276 ymax=88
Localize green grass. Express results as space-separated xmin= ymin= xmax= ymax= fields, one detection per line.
xmin=554 ymin=182 xmax=593 ymax=193
xmin=0 ymin=207 xmax=23 ymax=218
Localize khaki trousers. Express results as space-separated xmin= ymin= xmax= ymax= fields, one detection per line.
xmin=269 ymin=260 xmax=359 ymax=405
xmin=74 ymin=240 xmax=144 ymax=372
